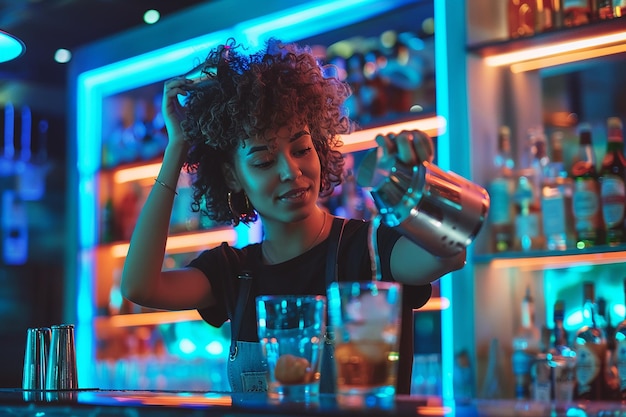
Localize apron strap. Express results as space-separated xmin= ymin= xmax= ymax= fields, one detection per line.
xmin=229 ymin=271 xmax=252 ymax=361
xmin=325 ymin=216 xmax=347 ymax=288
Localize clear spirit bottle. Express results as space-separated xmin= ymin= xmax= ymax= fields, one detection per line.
xmin=488 ymin=126 xmax=516 ymax=252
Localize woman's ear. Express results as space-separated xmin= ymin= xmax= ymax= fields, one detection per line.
xmin=222 ymin=162 xmax=241 ymax=192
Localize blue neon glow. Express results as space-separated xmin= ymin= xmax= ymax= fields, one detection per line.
xmin=434 ymin=0 xmax=453 ymax=401
xmin=0 ymin=30 xmax=25 ymax=62
xmin=206 ymin=341 xmax=224 ymax=356
xmin=179 ymin=338 xmax=197 ymax=354
xmin=75 ymin=0 xmax=421 ymax=388
xmin=237 ymin=0 xmax=415 ymax=46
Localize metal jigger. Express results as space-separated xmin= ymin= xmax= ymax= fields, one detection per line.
xmin=22 ymin=327 xmax=51 ymax=400
xmin=45 ymin=324 xmax=78 ymax=400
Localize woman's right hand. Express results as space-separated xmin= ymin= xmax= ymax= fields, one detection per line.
xmin=162 ymin=76 xmax=194 ymax=146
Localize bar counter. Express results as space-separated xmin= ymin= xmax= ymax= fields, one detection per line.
xmin=2 ymin=389 xmax=626 ymax=416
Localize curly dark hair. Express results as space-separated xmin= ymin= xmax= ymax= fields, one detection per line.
xmin=181 ymin=38 xmax=354 ymax=225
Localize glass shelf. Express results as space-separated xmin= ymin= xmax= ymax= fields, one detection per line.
xmin=473 ymin=245 xmax=626 ymax=271
xmin=467 ymin=17 xmax=626 ymax=57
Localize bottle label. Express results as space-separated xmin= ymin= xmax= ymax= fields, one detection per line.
xmin=541 ymin=192 xmax=566 ymax=237
xmin=572 ymin=180 xmax=600 ymax=232
xmin=515 ymin=213 xmax=540 ymax=239
xmin=600 ymin=175 xmax=626 ymax=227
xmin=488 ymin=178 xmax=512 ymax=225
xmin=575 ymin=344 xmax=600 ymax=395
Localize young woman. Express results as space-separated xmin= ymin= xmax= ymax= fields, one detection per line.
xmin=120 ymin=38 xmax=466 ymax=393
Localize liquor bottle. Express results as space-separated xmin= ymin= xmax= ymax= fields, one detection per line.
xmin=598 ymin=296 xmax=621 ymax=399
xmin=508 ymin=0 xmax=537 ymax=38
xmin=541 ymin=131 xmax=570 ymax=250
xmin=100 ymin=197 xmax=115 ymax=243
xmin=571 ymin=124 xmax=603 ymax=249
xmin=514 ymin=175 xmax=543 ymax=251
xmin=599 ymin=117 xmax=626 ymax=246
xmin=488 ymin=126 xmax=516 ymax=252
xmin=550 ymin=0 xmax=565 ymax=28
xmin=511 ymin=286 xmax=542 ymax=399
xmin=597 ymin=0 xmax=615 ymax=19
xmin=529 ymin=129 xmax=550 ymax=206
xmin=532 ymin=326 xmax=552 ymax=402
xmin=550 ymin=300 xmax=577 ymax=402
xmin=574 ymin=281 xmax=610 ymax=400
xmin=563 ymin=0 xmax=593 ymax=26
xmin=535 ymin=0 xmax=556 ymax=33
xmin=553 ymin=300 xmax=569 ymax=350
xmin=512 ymin=128 xmax=546 ymax=251
xmin=614 ymin=278 xmax=626 ymax=400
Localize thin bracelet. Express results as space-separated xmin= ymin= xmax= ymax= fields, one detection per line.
xmin=154 ymin=178 xmax=178 ymax=195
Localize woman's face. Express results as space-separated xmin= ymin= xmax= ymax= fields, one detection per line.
xmin=228 ymin=126 xmax=322 ymax=223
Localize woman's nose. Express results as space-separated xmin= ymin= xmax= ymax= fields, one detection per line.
xmin=277 ymin=154 xmax=302 ymax=181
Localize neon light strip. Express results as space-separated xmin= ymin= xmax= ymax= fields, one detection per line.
xmin=489 ymin=250 xmax=626 ymax=271
xmin=237 ymin=0 xmax=414 ymax=45
xmin=510 ymin=42 xmax=626 ymax=73
xmin=110 ymin=228 xmax=237 ymax=258
xmin=417 ymin=296 xmax=450 ymax=312
xmin=484 ymin=32 xmax=626 ymax=67
xmin=114 ymin=163 xmax=163 ymax=183
xmin=112 ymin=393 xmax=232 ymax=407
xmin=435 ymin=0 xmax=454 ymax=402
xmin=103 ymin=310 xmax=203 ymax=327
xmin=340 ymin=116 xmax=445 ymax=154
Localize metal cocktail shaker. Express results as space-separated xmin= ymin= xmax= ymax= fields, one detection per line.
xmin=23 ymin=327 xmax=51 ymax=391
xmin=357 ymin=147 xmax=490 ymax=258
xmin=45 ymin=324 xmax=78 ymax=391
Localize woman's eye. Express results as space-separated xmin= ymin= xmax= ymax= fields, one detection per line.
xmin=294 ymin=147 xmax=312 ymax=157
xmin=252 ymin=160 xmax=273 ymax=169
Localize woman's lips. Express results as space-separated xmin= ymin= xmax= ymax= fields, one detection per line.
xmin=278 ymin=187 xmax=309 ymax=202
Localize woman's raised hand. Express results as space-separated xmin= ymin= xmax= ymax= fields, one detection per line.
xmin=162 ymin=76 xmax=194 ymax=146
xmin=374 ymin=129 xmax=434 ymax=167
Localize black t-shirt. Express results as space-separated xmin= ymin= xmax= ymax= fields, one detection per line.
xmin=189 ymin=218 xmax=431 ymax=342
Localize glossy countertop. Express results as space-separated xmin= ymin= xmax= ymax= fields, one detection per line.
xmin=1 ymin=388 xmax=626 ymax=416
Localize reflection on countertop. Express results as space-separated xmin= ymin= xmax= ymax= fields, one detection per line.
xmin=2 ymin=389 xmax=626 ymax=416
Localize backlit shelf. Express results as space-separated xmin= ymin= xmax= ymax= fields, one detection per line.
xmin=473 ymin=246 xmax=626 ymax=271
xmin=102 ymin=227 xmax=238 ymax=258
xmin=468 ymin=18 xmax=626 ymax=73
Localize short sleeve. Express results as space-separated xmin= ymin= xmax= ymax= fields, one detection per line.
xmin=188 ymin=246 xmax=229 ymax=328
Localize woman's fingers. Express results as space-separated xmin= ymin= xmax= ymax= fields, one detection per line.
xmin=376 ymin=130 xmax=435 ymax=166
xmin=395 ymin=131 xmax=417 ymax=165
xmin=163 ymin=77 xmax=193 ymax=100
xmin=409 ymin=130 xmax=435 ymax=163
xmin=375 ymin=133 xmax=396 ymax=159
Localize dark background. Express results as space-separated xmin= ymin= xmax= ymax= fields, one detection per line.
xmin=0 ymin=0 xmax=205 ymax=388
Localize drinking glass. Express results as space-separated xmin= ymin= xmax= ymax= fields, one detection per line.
xmin=256 ymin=295 xmax=326 ymax=402
xmin=327 ymin=281 xmax=402 ymax=408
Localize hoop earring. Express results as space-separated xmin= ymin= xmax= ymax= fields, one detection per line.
xmin=227 ymin=191 xmax=258 ymax=226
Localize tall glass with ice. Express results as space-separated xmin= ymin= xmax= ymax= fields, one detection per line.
xmin=256 ymin=295 xmax=326 ymax=402
xmin=327 ymin=281 xmax=402 ymax=407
